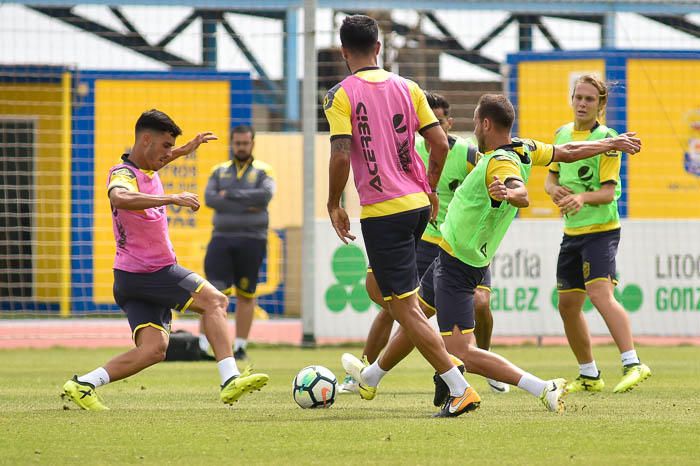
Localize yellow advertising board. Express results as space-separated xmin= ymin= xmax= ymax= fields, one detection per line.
xmin=0 ymin=81 xmax=66 ymax=301
xmin=516 ymin=59 xmax=606 ymax=219
xmin=626 ymin=59 xmax=700 ymax=218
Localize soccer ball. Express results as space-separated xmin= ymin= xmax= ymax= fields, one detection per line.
xmin=292 ymin=365 xmax=337 ymax=409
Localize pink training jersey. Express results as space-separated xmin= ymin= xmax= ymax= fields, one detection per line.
xmin=340 ymin=73 xmax=431 ymax=206
xmin=108 ymin=163 xmax=176 ymax=273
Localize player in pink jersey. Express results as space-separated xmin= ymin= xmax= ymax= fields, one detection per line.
xmin=62 ymin=110 xmax=268 ymax=410
xmin=324 ymin=15 xmax=480 ymax=417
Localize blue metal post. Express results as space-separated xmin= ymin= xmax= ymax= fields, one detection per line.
xmin=605 ymin=54 xmax=627 ymax=217
xmin=202 ymin=11 xmax=218 ymax=68
xmin=603 ymin=11 xmax=617 ymax=48
xmin=518 ymin=16 xmax=533 ymax=51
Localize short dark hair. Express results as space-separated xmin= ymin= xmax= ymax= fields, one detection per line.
xmin=340 ymin=15 xmax=379 ymax=54
xmin=231 ymin=125 xmax=255 ymax=140
xmin=135 ymin=109 xmax=182 ymax=137
xmin=476 ymin=94 xmax=515 ymax=130
xmin=424 ymin=91 xmax=450 ymax=116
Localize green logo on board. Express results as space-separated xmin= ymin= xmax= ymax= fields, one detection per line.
xmin=325 ymin=245 xmax=372 ymax=313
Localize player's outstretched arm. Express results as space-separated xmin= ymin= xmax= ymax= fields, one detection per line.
xmin=162 ymin=132 xmax=218 ymax=165
xmin=327 ymin=137 xmax=355 ymax=244
xmin=553 ymin=132 xmax=641 ymax=163
xmin=109 ymin=187 xmax=200 ymax=212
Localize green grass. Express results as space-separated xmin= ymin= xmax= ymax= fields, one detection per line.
xmin=1 ymin=345 xmax=698 ymax=465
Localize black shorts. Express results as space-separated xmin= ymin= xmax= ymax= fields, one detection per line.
xmin=556 ymin=228 xmax=621 ymax=291
xmin=416 ymin=239 xmax=440 ymax=278
xmin=479 ymin=267 xmax=492 ymax=292
xmin=360 ymin=207 xmax=430 ymax=300
xmin=418 ymin=249 xmax=488 ymax=334
xmin=204 ymin=236 xmax=267 ymax=297
xmin=417 ymin=239 xmax=492 ymax=292
xmin=113 ymin=264 xmax=205 ymax=339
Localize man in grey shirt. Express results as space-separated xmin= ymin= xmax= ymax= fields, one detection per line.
xmin=199 ymin=125 xmax=275 ymax=360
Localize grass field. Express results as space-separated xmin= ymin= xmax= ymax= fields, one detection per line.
xmin=1 ymin=345 xmax=698 ymax=465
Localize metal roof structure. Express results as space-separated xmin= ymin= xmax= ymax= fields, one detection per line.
xmin=8 ymin=0 xmax=699 ymax=129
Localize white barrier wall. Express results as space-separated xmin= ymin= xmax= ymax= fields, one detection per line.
xmin=314 ymin=219 xmax=700 ymax=339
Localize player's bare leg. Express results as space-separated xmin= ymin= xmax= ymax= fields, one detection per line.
xmin=444 ymin=330 xmax=522 ymax=385
xmin=103 ymin=326 xmax=169 ymax=382
xmin=373 ymin=299 xmax=436 ymax=371
xmin=63 ymin=326 xmax=170 ymax=411
xmin=363 ymin=271 xmax=393 ymax=363
xmin=342 ymin=293 xmax=472 ymax=412
xmin=587 ymin=280 xmax=650 ymax=392
xmin=559 ymin=290 xmax=594 ymax=364
xmin=443 ymin=328 xmax=566 ymax=413
xmin=587 ymin=281 xmax=633 ymax=353
xmin=558 ymin=290 xmax=606 ymax=392
xmin=385 ymin=294 xmax=452 ymax=373
xmin=376 ymin=322 xmax=418 ymax=372
xmin=473 ymin=288 xmax=508 ymax=393
xmin=191 ymin=282 xmax=268 ymax=403
xmin=473 ymin=288 xmax=493 ymax=351
xmin=190 ymin=283 xmax=234 ymax=361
